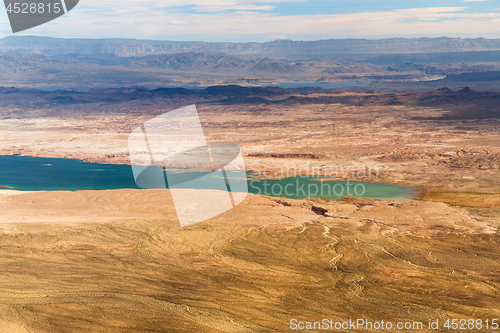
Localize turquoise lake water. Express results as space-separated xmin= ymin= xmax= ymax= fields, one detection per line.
xmin=266 ymin=81 xmax=369 ymax=89
xmin=0 ymin=155 xmax=417 ymax=200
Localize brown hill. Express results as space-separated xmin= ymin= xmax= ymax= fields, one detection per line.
xmin=416 ymin=87 xmax=500 ymax=119
xmin=251 ymin=57 xmax=300 ymax=73
xmin=128 ymin=52 xmax=256 ymax=72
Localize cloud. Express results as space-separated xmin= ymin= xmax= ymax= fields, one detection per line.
xmin=192 ymin=4 xmax=276 ymax=12
xmin=266 ymin=35 xmax=287 ymax=39
xmin=3 ymin=4 xmax=500 ymax=41
xmin=78 ymin=0 xmax=297 ymax=11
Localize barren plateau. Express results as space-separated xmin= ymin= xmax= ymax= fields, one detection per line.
xmin=0 ymin=85 xmax=499 ymax=332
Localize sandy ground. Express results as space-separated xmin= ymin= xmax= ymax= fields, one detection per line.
xmin=0 ymin=188 xmax=495 ymax=236
xmin=0 ymin=95 xmax=499 ymax=331
xmin=0 ymin=189 xmax=498 ymax=331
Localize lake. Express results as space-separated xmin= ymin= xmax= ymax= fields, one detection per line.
xmin=0 ymin=155 xmax=416 ymax=200
xmin=266 ymin=81 xmax=369 ymax=89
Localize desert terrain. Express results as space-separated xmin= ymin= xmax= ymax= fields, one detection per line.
xmin=0 ymin=83 xmax=498 ymax=331
xmin=0 ymin=86 xmax=499 ymax=195
xmin=0 ymin=189 xmax=499 ymax=332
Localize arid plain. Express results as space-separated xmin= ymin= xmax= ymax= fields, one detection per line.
xmin=0 ymin=86 xmax=499 ymax=332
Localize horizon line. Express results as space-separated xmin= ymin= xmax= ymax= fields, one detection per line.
xmin=3 ymin=35 xmax=500 ymax=44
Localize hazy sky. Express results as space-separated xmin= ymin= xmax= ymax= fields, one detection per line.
xmin=1 ymin=0 xmax=499 ymax=41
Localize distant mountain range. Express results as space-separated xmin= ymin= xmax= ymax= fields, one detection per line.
xmin=128 ymin=52 xmax=256 ymax=71
xmin=2 ymin=36 xmax=500 ymax=88
xmin=3 ymin=36 xmax=500 ymax=58
xmin=127 ymin=52 xmax=301 ymax=73
xmin=0 ymin=51 xmax=309 ymax=86
xmin=0 ymin=52 xmax=169 ymax=86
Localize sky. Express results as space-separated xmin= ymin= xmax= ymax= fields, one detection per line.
xmin=1 ymin=0 xmax=500 ymax=41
